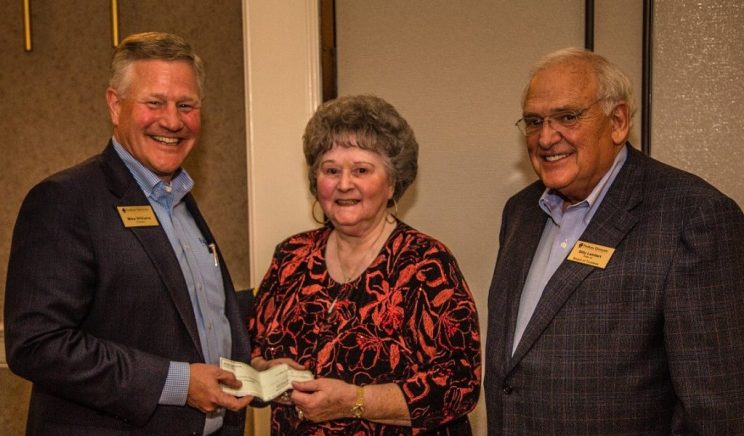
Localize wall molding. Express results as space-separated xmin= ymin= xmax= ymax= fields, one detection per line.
xmin=243 ymin=0 xmax=320 ymax=288
xmin=242 ymin=2 xmax=321 ymax=433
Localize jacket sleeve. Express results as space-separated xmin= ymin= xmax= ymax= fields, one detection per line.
xmin=4 ymin=179 xmax=170 ymax=426
xmin=663 ymin=194 xmax=744 ymax=433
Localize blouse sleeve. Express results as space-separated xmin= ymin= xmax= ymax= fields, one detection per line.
xmin=248 ymin=244 xmax=283 ymax=361
xmin=398 ymin=240 xmax=482 ymax=432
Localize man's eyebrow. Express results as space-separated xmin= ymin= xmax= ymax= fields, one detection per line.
xmin=145 ymin=92 xmax=167 ymax=100
xmin=550 ymin=105 xmax=581 ymax=112
xmin=142 ymin=92 xmax=200 ymax=101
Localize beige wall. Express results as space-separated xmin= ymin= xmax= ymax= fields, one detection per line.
xmin=336 ymin=0 xmax=741 ymax=434
xmin=335 ymin=1 xmax=575 ymax=426
xmin=336 ymin=1 xmax=639 ymax=433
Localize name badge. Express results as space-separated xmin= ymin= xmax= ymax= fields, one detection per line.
xmin=116 ymin=206 xmax=159 ymax=228
xmin=567 ymin=240 xmax=615 ymax=269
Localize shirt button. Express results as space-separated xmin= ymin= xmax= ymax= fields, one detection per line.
xmin=560 ymin=241 xmax=567 ymax=249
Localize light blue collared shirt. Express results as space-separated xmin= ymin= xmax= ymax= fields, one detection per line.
xmin=113 ymin=139 xmax=231 ymax=435
xmin=512 ymin=146 xmax=628 ymax=354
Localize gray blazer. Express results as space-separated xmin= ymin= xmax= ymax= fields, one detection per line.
xmin=486 ymin=144 xmax=744 ymax=435
xmin=4 ymin=143 xmax=250 ymax=435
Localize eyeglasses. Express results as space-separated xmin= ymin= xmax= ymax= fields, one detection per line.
xmin=514 ymin=98 xmax=605 ymax=137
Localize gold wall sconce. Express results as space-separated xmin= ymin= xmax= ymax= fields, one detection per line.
xmin=22 ymin=0 xmax=121 ymax=52
xmin=23 ymin=0 xmax=31 ymax=51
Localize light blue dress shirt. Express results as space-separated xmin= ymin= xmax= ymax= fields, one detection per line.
xmin=113 ymin=139 xmax=231 ymax=435
xmin=512 ymin=146 xmax=628 ymax=354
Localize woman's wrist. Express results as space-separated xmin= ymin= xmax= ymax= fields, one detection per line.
xmin=350 ymin=385 xmax=365 ymax=418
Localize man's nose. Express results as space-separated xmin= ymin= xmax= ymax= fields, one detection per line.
xmin=160 ymin=104 xmax=184 ymax=131
xmin=537 ymin=118 xmax=562 ymax=147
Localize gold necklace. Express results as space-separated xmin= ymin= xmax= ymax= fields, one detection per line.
xmin=327 ymin=217 xmax=389 ymax=314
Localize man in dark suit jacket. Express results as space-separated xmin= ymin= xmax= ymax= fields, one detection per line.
xmin=4 ymin=32 xmax=253 ymax=435
xmin=486 ymin=47 xmax=744 ymax=434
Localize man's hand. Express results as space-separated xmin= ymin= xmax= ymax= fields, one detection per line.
xmin=187 ymin=363 xmax=253 ymax=413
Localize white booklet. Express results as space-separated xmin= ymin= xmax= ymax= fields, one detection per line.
xmin=219 ymin=357 xmax=314 ymax=402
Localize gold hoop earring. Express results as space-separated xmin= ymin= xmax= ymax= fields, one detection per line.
xmin=312 ymin=199 xmax=326 ymax=225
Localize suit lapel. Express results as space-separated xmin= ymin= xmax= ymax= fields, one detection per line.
xmin=101 ymin=144 xmax=204 ymax=358
xmin=503 ymin=195 xmax=550 ymax=359
xmin=507 ymin=144 xmax=645 ymax=372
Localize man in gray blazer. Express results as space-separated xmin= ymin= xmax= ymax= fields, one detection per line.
xmin=4 ymin=32 xmax=252 ymax=435
xmin=486 ymin=47 xmax=744 ymax=434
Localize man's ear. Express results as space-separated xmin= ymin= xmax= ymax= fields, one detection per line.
xmin=106 ymin=87 xmax=121 ymax=126
xmin=610 ymin=102 xmax=631 ymax=145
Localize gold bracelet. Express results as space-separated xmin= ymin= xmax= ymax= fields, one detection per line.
xmin=351 ymin=385 xmax=365 ymax=418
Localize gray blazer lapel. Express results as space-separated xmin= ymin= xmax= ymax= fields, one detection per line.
xmin=101 ymin=144 xmax=204 ymax=358
xmin=503 ymin=199 xmax=550 ymax=358
xmin=507 ymin=144 xmax=644 ymax=371
xmin=487 ymin=181 xmax=550 ymax=378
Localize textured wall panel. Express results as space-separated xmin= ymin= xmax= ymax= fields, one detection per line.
xmin=0 ymin=369 xmax=30 ymax=436
xmin=0 ymin=0 xmax=247 ymax=431
xmin=652 ymin=0 xmax=744 ymax=206
xmin=0 ymin=0 xmax=249 ymax=323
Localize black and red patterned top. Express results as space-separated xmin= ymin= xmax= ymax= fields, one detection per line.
xmin=249 ymin=221 xmax=481 ymax=435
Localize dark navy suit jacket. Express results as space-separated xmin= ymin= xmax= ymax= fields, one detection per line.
xmin=5 ymin=143 xmax=250 ymax=435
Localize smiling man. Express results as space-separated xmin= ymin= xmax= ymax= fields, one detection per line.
xmin=4 ymin=32 xmax=252 ymax=435
xmin=485 ymin=48 xmax=744 ymax=434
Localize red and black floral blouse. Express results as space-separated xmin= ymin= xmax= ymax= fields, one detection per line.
xmin=248 ymin=221 xmax=481 ymax=435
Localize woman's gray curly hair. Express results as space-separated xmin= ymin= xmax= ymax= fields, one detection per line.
xmin=303 ymin=94 xmax=418 ymax=206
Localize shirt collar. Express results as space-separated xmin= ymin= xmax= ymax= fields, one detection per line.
xmin=539 ymin=145 xmax=628 ymax=225
xmin=111 ymin=137 xmax=194 ymax=207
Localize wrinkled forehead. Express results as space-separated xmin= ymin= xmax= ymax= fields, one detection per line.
xmin=524 ymin=61 xmax=598 ymax=112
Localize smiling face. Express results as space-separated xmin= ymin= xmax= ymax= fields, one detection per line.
xmin=523 ymin=60 xmax=628 ymax=204
xmin=316 ymin=144 xmax=394 ymax=236
xmin=106 ymin=59 xmax=201 ymax=182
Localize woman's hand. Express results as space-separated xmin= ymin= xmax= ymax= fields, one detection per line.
xmin=291 ymin=379 xmax=411 ymax=426
xmin=250 ymin=356 xmax=306 ymax=405
xmin=290 ymin=378 xmax=357 ymax=422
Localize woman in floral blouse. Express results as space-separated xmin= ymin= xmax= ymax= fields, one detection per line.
xmin=248 ymin=94 xmax=481 ymax=435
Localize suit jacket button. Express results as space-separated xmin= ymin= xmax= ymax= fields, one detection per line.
xmin=503 ymin=384 xmax=513 ymax=395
